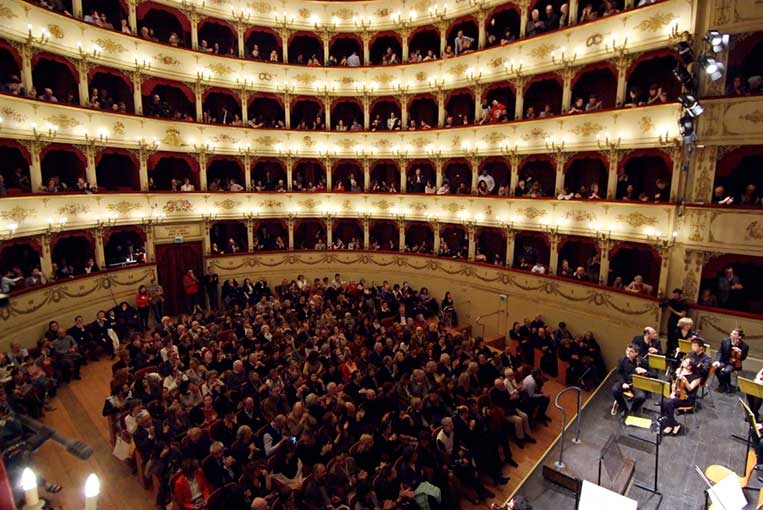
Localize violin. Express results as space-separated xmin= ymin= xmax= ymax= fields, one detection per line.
xmin=731 ymin=345 xmax=743 ymax=370
xmin=672 ymin=367 xmax=690 ymax=400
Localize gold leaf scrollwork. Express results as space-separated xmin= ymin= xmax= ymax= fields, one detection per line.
xmin=248 ymin=1 xmax=272 ymax=14
xmin=636 ymin=12 xmax=674 ymax=32
xmin=106 ymin=201 xmax=140 ymax=215
xmin=331 ymin=8 xmax=355 ymax=20
xmin=639 ymin=116 xmax=655 ymax=134
xmin=517 ymin=207 xmax=547 ymax=220
xmin=415 ymin=72 xmax=426 ymax=82
xmin=570 ymin=122 xmax=604 ymax=137
xmin=448 ymin=63 xmax=468 ymax=78
xmin=46 ymin=24 xmax=64 ymax=39
xmin=740 ymin=110 xmax=763 ymax=123
xmin=615 ymin=212 xmax=657 ymax=228
xmin=254 ymin=136 xmax=276 ymax=148
xmin=0 ymin=5 xmax=17 ymax=19
xmin=372 ymin=200 xmax=392 ymax=211
xmin=375 ymin=8 xmax=391 ymax=17
xmin=258 ymin=200 xmax=283 ymax=209
xmin=94 ymin=38 xmax=126 ymax=54
xmin=154 ymin=54 xmax=180 ymax=66
xmin=162 ymin=128 xmax=182 ymax=146
xmin=0 ymin=206 xmax=36 ymax=223
xmin=521 ymin=128 xmax=549 ymax=141
xmin=529 ymin=43 xmax=559 ymax=59
xmin=293 ymin=73 xmax=316 ymax=86
xmin=112 ymin=121 xmax=125 ymax=135
xmin=211 ymin=134 xmax=237 ymax=145
xmin=565 ymin=210 xmax=593 ymax=223
xmin=257 ymin=73 xmax=272 ymax=81
xmin=57 ymin=203 xmax=89 ymax=216
xmin=45 ymin=114 xmax=80 ymax=129
xmin=215 ymin=199 xmax=238 ymax=210
xmin=444 ymin=203 xmax=463 ymax=214
xmin=163 ymin=200 xmax=193 ymax=213
xmin=299 ymin=199 xmax=318 ymax=211
xmin=0 ymin=107 xmax=23 ymax=123
xmin=208 ymin=63 xmax=232 ymax=76
xmin=746 ymin=221 xmax=763 ymax=240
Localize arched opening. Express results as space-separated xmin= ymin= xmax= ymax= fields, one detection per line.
xmin=444 ymin=89 xmax=475 ymax=126
xmin=370 ymin=221 xmax=399 ymax=251
xmin=148 ymin=152 xmax=200 ymax=191
xmin=369 ymin=32 xmax=402 ymax=65
xmin=210 ymin=221 xmax=248 ymax=254
xmin=136 ymin=2 xmax=189 ymax=46
xmin=207 ymin=156 xmax=245 ymax=192
xmin=331 ymin=98 xmax=364 ymax=131
xmin=0 ymin=141 xmax=31 ymax=194
xmin=0 ymin=239 xmax=42 ymax=285
xmin=407 ymin=95 xmax=438 ymax=129
xmin=478 ymin=158 xmax=510 ymax=195
xmin=83 ymin=0 xmax=126 ymax=32
xmin=700 ymin=255 xmax=763 ymax=312
xmin=292 ymin=159 xmax=327 ymax=191
xmin=447 ymin=16 xmax=479 ymax=55
xmin=332 ymin=219 xmax=363 ymax=250
xmin=202 ymin=88 xmax=242 ymax=125
xmin=527 ymin=0 xmax=577 ymax=30
xmin=444 ymin=159 xmax=472 ymax=194
xmin=40 ymin=145 xmax=86 ymax=191
xmin=370 ymin=97 xmax=402 ymax=131
xmin=486 ymin=4 xmax=521 ymax=44
xmin=557 ymin=236 xmax=600 ymax=281
xmin=197 ymin=18 xmax=236 ymax=55
xmin=247 ymin=94 xmax=285 ymax=128
xmin=370 ymin=161 xmax=400 ymax=192
xmin=563 ymin=153 xmax=609 ymax=199
xmin=36 ymin=0 xmax=72 ymax=14
xmin=104 ymin=227 xmax=146 ymax=267
xmin=439 ymin=224 xmax=468 ymax=259
xmin=406 ymin=160 xmax=436 ymax=193
xmin=517 ymin=156 xmax=555 ymax=197
xmin=294 ymin=220 xmax=327 ymax=250
xmin=32 ymin=53 xmax=79 ymax=104
xmin=482 ymin=82 xmax=517 ymax=122
xmin=332 ymin=160 xmax=364 ymax=192
xmin=513 ymin=231 xmax=550 ymax=272
xmin=51 ymin=232 xmax=96 ymax=276
xmin=142 ymin=78 xmax=195 ymax=120
xmin=618 ymin=150 xmax=672 ymax=202
xmin=524 ymin=73 xmax=563 ymax=118
xmin=88 ymin=66 xmax=134 ymax=113
xmin=408 ymin=26 xmax=440 ymax=61
xmin=291 ymin=97 xmax=325 ymax=130
xmin=0 ymin=43 xmax=21 ymax=93
xmin=726 ymin=32 xmax=763 ymax=95
xmin=253 ymin=220 xmax=288 ymax=251
xmin=571 ymin=63 xmax=617 ymax=110
xmin=288 ymin=32 xmax=323 ymax=65
xmin=252 ymin=158 xmax=287 ymax=191
xmin=608 ymin=243 xmax=660 ymax=294
xmin=329 ymin=34 xmax=362 ymax=65
xmin=626 ymin=50 xmax=681 ymax=106
xmin=714 ymin=147 xmax=763 ymax=206
xmin=96 ymin=149 xmax=140 ymax=191
xmin=476 ymin=227 xmax=507 ymax=265
xmin=404 ymin=222 xmax=434 ymax=254
xmin=245 ymin=27 xmax=281 ymax=61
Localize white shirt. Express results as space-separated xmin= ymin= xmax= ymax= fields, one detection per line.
xmin=347 ymin=54 xmax=360 ymax=67
xmin=531 ymin=264 xmax=546 ymax=274
xmin=180 ymin=183 xmax=195 ymax=191
xmin=478 ymin=174 xmax=495 ymax=192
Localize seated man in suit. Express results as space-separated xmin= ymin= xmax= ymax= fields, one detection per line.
xmin=611 ymin=343 xmax=655 ymax=420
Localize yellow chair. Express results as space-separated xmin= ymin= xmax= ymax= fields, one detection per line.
xmin=705 ymin=450 xmax=756 ymax=490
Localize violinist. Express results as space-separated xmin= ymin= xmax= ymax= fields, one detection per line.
xmin=714 ymin=329 xmax=749 ymax=393
xmin=687 ymin=337 xmax=712 ymax=381
xmin=611 ymin=343 xmax=655 ymax=420
xmin=659 ymin=357 xmax=702 ymax=435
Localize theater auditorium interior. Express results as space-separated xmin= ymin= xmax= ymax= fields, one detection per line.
xmin=0 ymin=0 xmax=762 ymax=509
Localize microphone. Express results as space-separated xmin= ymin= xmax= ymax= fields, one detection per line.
xmin=10 ymin=412 xmax=94 ymax=460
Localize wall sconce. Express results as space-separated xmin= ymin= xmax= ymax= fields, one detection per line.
xmin=274 ymin=11 xmax=295 ymax=28
xmin=46 ymin=217 xmax=67 ymax=234
xmin=314 ymin=81 xmax=336 ymax=96
xmin=354 ymin=16 xmax=372 ymax=31
xmin=551 ymin=47 xmax=577 ymax=66
xmin=193 ymin=142 xmax=213 ymax=154
xmin=201 ymin=210 xmax=219 ymax=222
xmin=196 ymin=69 xmax=211 ymax=81
xmin=393 ymin=81 xmax=410 ymax=95
xmin=593 ymin=228 xmax=611 ymax=242
xmin=137 ymin=137 xmax=159 ymax=152
xmin=394 ymin=211 xmax=406 ymax=222
xmin=605 ymin=33 xmax=629 ymax=55
xmin=20 ymin=467 xmax=45 ymax=510
xmin=243 ymin=207 xmax=259 ymax=220
xmin=428 ymin=76 xmax=446 ymax=91
xmin=499 ymin=142 xmax=519 ymax=157
xmin=542 ymin=223 xmax=559 ymax=235
xmin=26 ymin=25 xmax=50 ymax=46
xmin=142 ymin=206 xmax=165 ymax=225
xmin=1 ymin=222 xmax=18 ymax=240
xmin=84 ymin=473 xmax=100 ymax=510
xmin=323 ymin=210 xmax=336 ymax=222
xmin=235 ymin=76 xmax=254 ymax=89
xmin=85 ymin=131 xmax=109 ymax=146
xmin=646 ymin=229 xmax=677 ymax=249
xmin=77 ymin=42 xmax=102 ymax=60
xmin=232 ymin=7 xmax=251 ymax=22
xmin=504 ymin=60 xmax=523 ymax=78
xmin=287 ymin=210 xmax=298 ymax=221
xmin=314 ymin=17 xmax=338 ymax=32
xmin=393 ymin=10 xmax=416 ymax=29
xmin=427 ymin=146 xmax=443 ymax=159
xmin=237 ymin=143 xmax=253 ymax=157
xmin=596 ymin=132 xmax=621 ymax=151
xmin=545 ymin=137 xmax=565 ymax=153
xmin=465 ymin=68 xmax=483 ymax=85
xmin=277 ymin=81 xmax=296 ymax=95
xmin=134 ymin=56 xmax=152 ymax=72
xmin=393 ymin=146 xmax=409 ymax=159
xmin=96 ymin=216 xmax=117 ymax=228
xmin=428 ymin=3 xmax=447 ymax=21
xmin=31 ymin=123 xmax=57 ymax=142
xmin=658 ymin=130 xmax=682 ymax=147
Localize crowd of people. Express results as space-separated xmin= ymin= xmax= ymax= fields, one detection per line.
xmin=12 ymin=275 xmax=581 ymax=510
xmin=712 ymin=183 xmax=761 ymax=207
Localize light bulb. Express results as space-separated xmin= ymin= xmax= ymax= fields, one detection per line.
xmin=20 ymin=468 xmax=37 ymax=491
xmin=84 ymin=473 xmax=100 ymax=498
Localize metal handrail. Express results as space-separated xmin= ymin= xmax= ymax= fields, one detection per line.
xmin=474 ymin=309 xmax=502 ymax=338
xmin=553 ymin=385 xmax=583 ymax=469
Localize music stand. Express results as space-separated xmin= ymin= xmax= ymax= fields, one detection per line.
xmin=626 ymin=375 xmax=670 ymax=508
xmin=732 ymin=378 xmax=763 ymax=448
xmin=738 ymin=397 xmax=762 ymax=480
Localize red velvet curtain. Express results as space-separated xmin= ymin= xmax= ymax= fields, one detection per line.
xmin=155 ymin=241 xmax=203 ymax=315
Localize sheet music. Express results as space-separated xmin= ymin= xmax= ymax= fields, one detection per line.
xmin=708 ymin=474 xmax=747 ymax=510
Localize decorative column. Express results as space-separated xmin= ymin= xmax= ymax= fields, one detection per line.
xmin=233 ymin=15 xmax=248 ymax=58
xmin=437 ymin=21 xmax=448 ymax=56
xmin=687 ymin=145 xmax=716 ymax=203
xmin=194 ymin=76 xmax=206 ymax=122
xmin=127 ymin=0 xmax=138 ymax=34
xmin=83 ymin=141 xmax=98 ymax=189
xmin=362 ymin=216 xmax=370 ymax=249
xmin=399 ymin=94 xmax=409 ymax=127
xmin=246 ymin=218 xmax=255 ymax=252
xmin=324 ymin=157 xmax=333 ymax=191
xmin=548 ymin=231 xmax=560 ymax=275
xmin=136 ymin=138 xmax=157 ymax=191
xmin=72 ymin=0 xmax=83 ymax=18
xmin=143 ymin=224 xmax=155 ymax=263
xmin=470 ymin=156 xmax=482 ymax=195
xmin=282 ymin=91 xmax=292 ymax=129
xmin=624 ymin=0 xmax=634 ymax=8
xmin=473 ymin=84 xmax=484 ymax=123
xmin=508 ymin=151 xmax=520 ymax=196
xmin=22 ymin=136 xmax=47 ymax=192
xmin=568 ymin=0 xmax=579 ymax=26
xmin=398 ymin=219 xmax=406 ymax=252
xmin=434 ymin=157 xmax=444 ymax=189
xmin=361 ymin=93 xmax=371 ymax=129
xmin=561 ymin=65 xmax=576 ymax=113
xmin=400 ymin=28 xmax=411 ymax=62
xmin=239 ymin=150 xmax=252 ymax=190
xmin=477 ymin=9 xmax=488 ymax=49
xmin=362 ymin=159 xmax=371 ymax=192
xmin=361 ymin=31 xmax=371 ymax=65
xmin=681 ymin=250 xmax=705 ymax=304
xmin=279 ymin=28 xmax=291 ymax=63
xmin=667 ymin=142 xmax=683 ymax=203
xmin=597 ymin=237 xmax=612 ymax=285
xmin=433 ymin=221 xmax=441 ymax=254
xmin=553 ymin=149 xmax=567 ymax=196
xmin=597 ymin=136 xmax=621 ymax=199
xmin=656 ymin=245 xmax=672 ymax=298
xmin=399 ymin=159 xmax=407 ymax=192
xmin=202 ymin=219 xmax=212 ymax=255
xmin=325 ymin=216 xmax=334 ymax=247
xmin=93 ymin=227 xmax=106 ymax=269
xmin=195 ymin=144 xmax=210 ymax=191
xmin=321 ymin=92 xmax=332 ymax=130
xmin=318 ymin=28 xmax=330 ymax=64
xmin=512 ymin=76 xmax=526 ymax=120
xmin=131 ymin=70 xmax=145 ymax=115
xmin=239 ymin=88 xmax=249 ymax=125
xmin=40 ymin=234 xmax=53 ymax=278
xmin=285 ymin=156 xmax=293 ymax=191
xmin=19 ymin=44 xmax=34 ymax=93
xmin=505 ymin=228 xmax=515 ymax=267
xmin=613 ymin=52 xmax=632 ymax=107
xmin=519 ymin=0 xmax=530 ymax=37
xmin=436 ymin=90 xmax=446 ymax=126
xmin=287 ymin=215 xmax=295 ymax=250
xmin=77 ymin=58 xmax=91 ymax=107
xmin=467 ymin=222 xmax=476 ymax=261
xmin=187 ymin=8 xmax=200 ymax=50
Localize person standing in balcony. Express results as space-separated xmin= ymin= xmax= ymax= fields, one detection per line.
xmin=454 ymin=30 xmax=475 ymax=55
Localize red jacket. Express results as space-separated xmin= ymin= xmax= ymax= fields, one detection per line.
xmin=183 ymin=274 xmax=199 ymax=296
xmin=173 ymin=469 xmax=211 ymax=510
xmin=135 ymin=292 xmax=151 ymax=308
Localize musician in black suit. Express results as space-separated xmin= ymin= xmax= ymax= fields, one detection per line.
xmin=687 ymin=337 xmax=712 ymax=381
xmin=611 ymin=343 xmax=655 ymax=419
xmin=713 ymin=329 xmax=749 ymax=393
xmin=632 ymin=327 xmax=663 ymax=358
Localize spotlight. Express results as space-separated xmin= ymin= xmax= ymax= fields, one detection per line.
xmin=678 ymin=93 xmax=704 ymax=117
xmin=678 ymin=114 xmax=695 ymax=137
xmin=705 ymin=30 xmax=729 ymax=53
xmin=676 ymin=41 xmax=695 ymax=65
xmin=700 ymin=55 xmax=725 ymax=81
xmin=672 ymin=64 xmax=694 ymax=88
